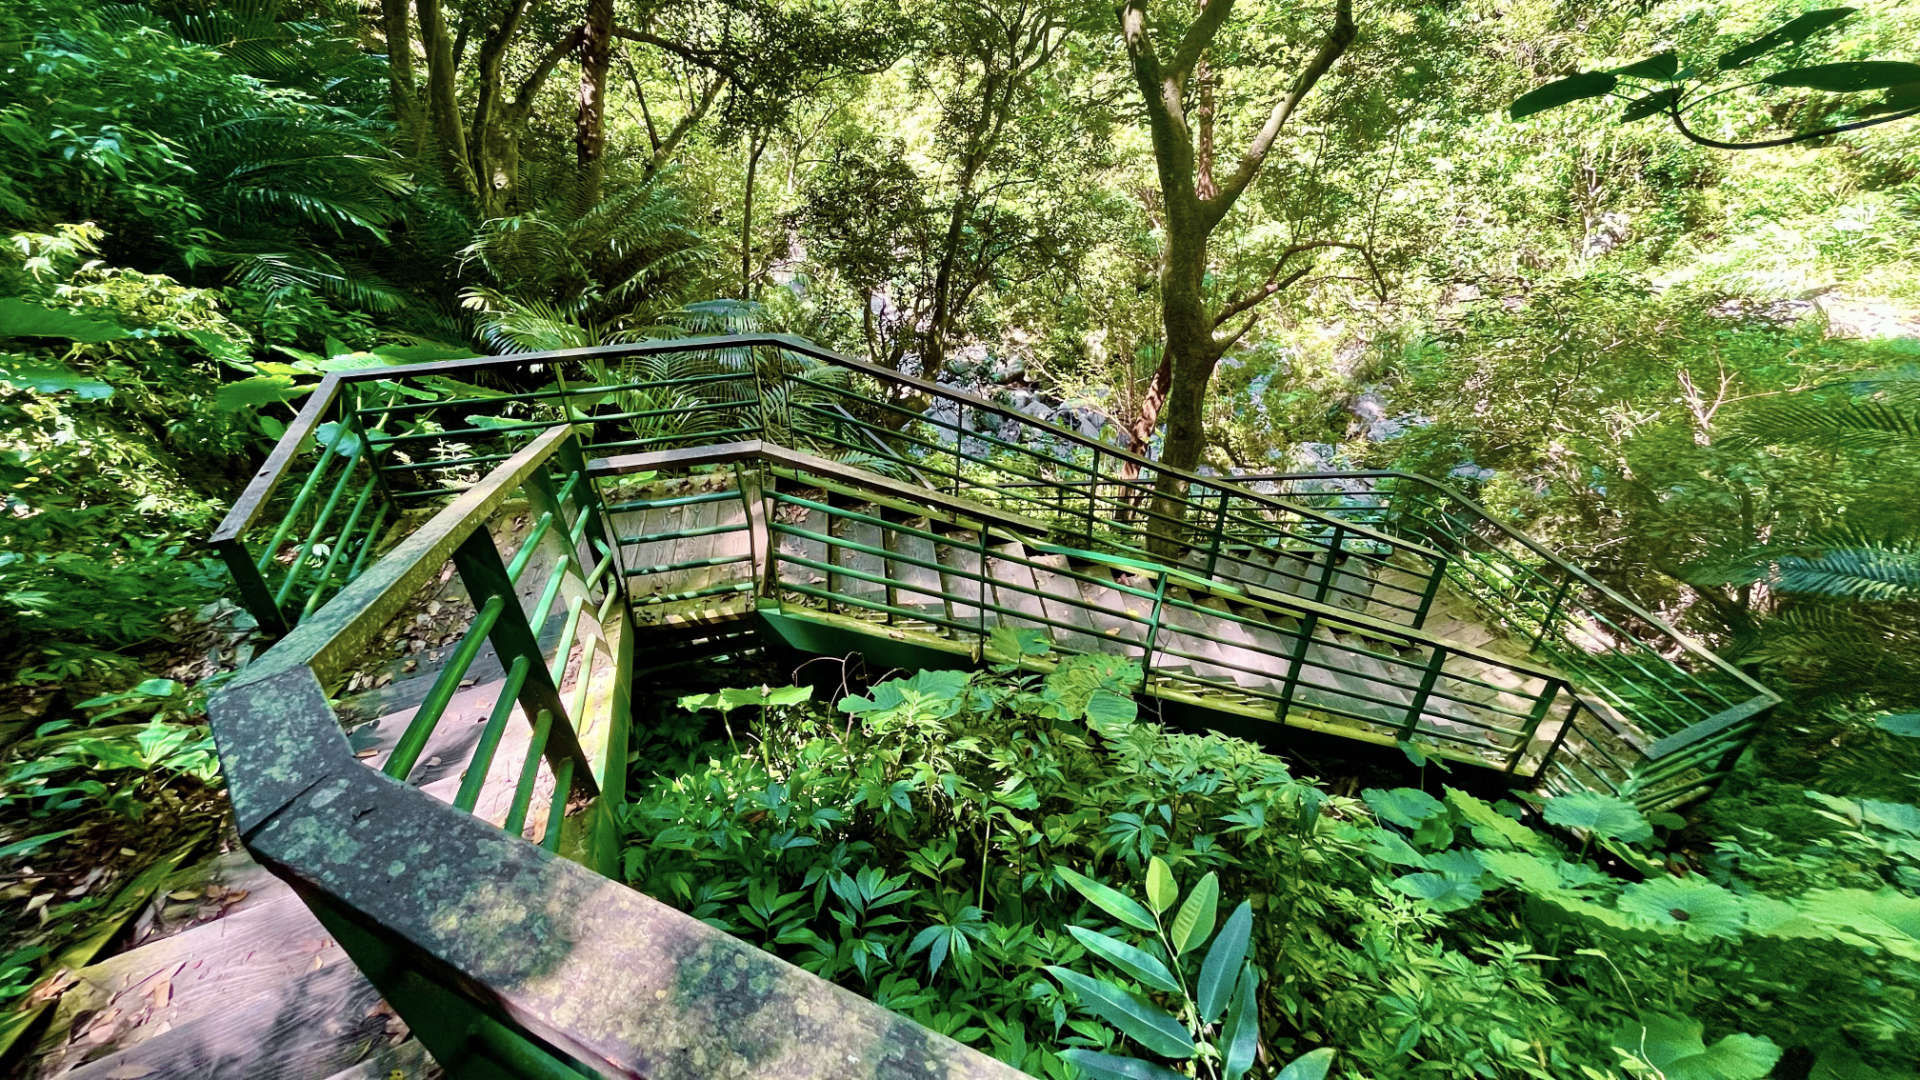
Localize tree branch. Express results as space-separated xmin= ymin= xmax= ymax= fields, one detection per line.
xmin=1120 ymin=0 xmax=1196 ymax=204
xmin=1207 ymin=0 xmax=1354 ymax=221
xmin=1666 ymin=96 xmax=1920 ymax=151
xmin=1211 ymin=239 xmax=1381 ymax=329
xmin=1167 ymin=0 xmax=1236 ymax=86
xmin=507 ymin=27 xmax=585 ymax=122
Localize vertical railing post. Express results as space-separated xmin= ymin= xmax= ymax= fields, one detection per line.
xmin=1412 ymin=549 xmax=1447 ymax=630
xmin=1530 ymin=574 xmax=1573 ymax=652
xmin=1086 ymin=448 xmax=1101 ymax=548
xmin=1312 ymin=525 xmax=1347 ymax=604
xmin=975 ymin=514 xmax=990 ymax=652
xmin=555 ymin=434 xmax=629 ymax=609
xmin=1515 ymin=683 xmax=1567 ymax=774
xmin=1398 ymin=645 xmax=1449 ymax=742
xmin=1141 ymin=570 xmax=1170 ymax=688
xmin=953 ymin=403 xmax=967 ymax=498
xmin=1274 ymin=610 xmax=1320 ymax=723
xmin=1527 ymin=692 xmax=1580 ymax=777
xmin=1203 ymin=486 xmax=1229 ymax=580
xmin=451 ymin=528 xmax=599 ymax=795
xmin=213 ymin=538 xmax=289 ymax=638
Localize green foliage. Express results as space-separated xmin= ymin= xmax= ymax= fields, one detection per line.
xmin=1510 ymin=6 xmax=1920 ymax=146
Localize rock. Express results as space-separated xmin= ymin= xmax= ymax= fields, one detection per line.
xmin=946 ymin=344 xmax=989 ymax=379
xmin=988 ymin=354 xmax=1026 ymax=383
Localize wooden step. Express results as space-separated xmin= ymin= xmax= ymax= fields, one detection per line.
xmin=772 ymin=504 xmax=828 ymax=590
xmin=986 ymin=540 xmax=1053 ymax=643
xmin=883 ymin=520 xmax=950 ymax=627
xmin=32 ymin=890 xmax=403 ymax=1080
xmin=1026 ymin=552 xmax=1107 ymax=655
xmin=1065 ymin=565 xmax=1151 ymax=659
xmin=828 ymin=513 xmax=890 ymax=617
xmin=932 ymin=529 xmax=986 ymax=628
xmin=666 ymin=498 xmax=753 ymax=600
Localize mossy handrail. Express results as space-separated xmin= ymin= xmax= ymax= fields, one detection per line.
xmin=208 ymin=426 xmax=1023 ymax=1080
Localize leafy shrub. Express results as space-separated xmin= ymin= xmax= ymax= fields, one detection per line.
xmin=622 ymin=659 xmax=1920 ymax=1077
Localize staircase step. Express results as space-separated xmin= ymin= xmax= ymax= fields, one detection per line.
xmin=1066 ymin=566 xmax=1151 ymax=659
xmin=933 ymin=531 xmax=986 ymax=628
xmin=59 ymin=949 xmax=393 ymax=1080
xmin=1026 ymin=552 xmax=1106 ymax=654
xmin=32 ymin=890 xmax=400 ymax=1080
xmin=884 ymin=521 xmax=949 ymax=626
xmin=773 ymin=505 xmax=828 ymax=589
xmin=986 ymin=541 xmax=1053 ymax=643
xmin=829 ymin=514 xmax=891 ymax=616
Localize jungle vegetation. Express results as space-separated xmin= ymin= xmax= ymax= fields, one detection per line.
xmin=1 ymin=1 xmax=1917 ymax=1077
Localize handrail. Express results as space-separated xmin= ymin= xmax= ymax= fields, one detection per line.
xmin=589 ymin=440 xmax=1054 ymax=537
xmin=1231 ymin=469 xmax=1777 ymax=703
xmin=209 ymin=425 xmax=1020 ymax=1080
xmin=232 ymin=424 xmax=577 ymax=687
xmin=215 ymin=335 xmax=1432 ymax=562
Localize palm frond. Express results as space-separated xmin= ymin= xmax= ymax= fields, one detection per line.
xmin=1732 ymin=366 xmax=1920 ymax=446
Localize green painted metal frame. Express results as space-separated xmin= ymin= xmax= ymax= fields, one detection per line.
xmin=1232 ymin=469 xmax=1780 ymax=805
xmin=209 ymin=427 xmax=1020 ymax=1080
xmin=214 ymin=336 xmax=1777 ymax=818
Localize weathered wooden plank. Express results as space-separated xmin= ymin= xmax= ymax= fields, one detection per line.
xmin=933 ymin=528 xmax=986 ymax=628
xmin=884 ymin=522 xmax=948 ymax=625
xmin=61 ymin=951 xmax=391 ymax=1080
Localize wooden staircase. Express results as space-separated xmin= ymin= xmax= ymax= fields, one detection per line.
xmin=604 ymin=465 xmax=1569 ymax=775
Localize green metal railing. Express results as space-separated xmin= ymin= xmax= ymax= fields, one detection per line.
xmin=208 ymin=426 xmax=1012 ymax=1078
xmin=211 ymin=335 xmax=1775 ymax=811
xmin=578 ymin=442 xmax=1579 ymax=779
xmin=210 ymin=335 xmax=1446 ymax=637
xmin=1237 ymin=471 xmax=1779 ymax=805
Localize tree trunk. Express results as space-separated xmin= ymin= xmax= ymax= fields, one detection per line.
xmin=415 ymin=0 xmax=475 ymax=201
xmin=576 ymin=0 xmax=614 ymax=203
xmin=380 ymin=0 xmax=418 ymax=152
xmin=1147 ymin=221 xmax=1217 ymax=554
xmin=740 ymin=133 xmax=765 ymax=299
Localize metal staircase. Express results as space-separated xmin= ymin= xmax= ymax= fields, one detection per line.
xmin=196 ymin=333 xmax=1779 ymax=1078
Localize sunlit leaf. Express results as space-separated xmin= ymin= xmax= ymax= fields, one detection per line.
xmin=0 ymin=298 xmax=127 ymax=342
xmin=1057 ymin=1050 xmax=1188 ymax=1080
xmin=0 ymin=361 xmax=113 ymax=399
xmin=1875 ymin=712 xmax=1920 ymax=737
xmin=1510 ymin=72 xmax=1618 ymax=120
xmin=1276 ymin=1048 xmax=1338 ymax=1080
xmin=1046 ymin=966 xmax=1195 ymax=1059
xmin=1617 ymin=877 xmax=1746 ymax=940
xmin=1170 ymin=871 xmax=1218 ymax=954
xmin=1195 ymin=900 xmax=1252 ymax=1023
xmin=1717 ymin=8 xmax=1856 ymax=71
xmin=1391 ymin=872 xmax=1484 ymax=912
xmin=1613 ymin=1013 xmax=1781 ymax=1080
xmin=1145 ymin=857 xmax=1177 ymax=914
xmin=1067 ymin=925 xmax=1181 ymax=994
xmin=216 ymin=374 xmax=308 ymax=413
xmin=1220 ymin=962 xmax=1260 ymax=1079
xmin=1363 ymin=787 xmax=1446 ymax=827
xmin=1056 ymin=866 xmax=1158 ymax=932
xmin=1542 ymin=791 xmax=1652 ymax=843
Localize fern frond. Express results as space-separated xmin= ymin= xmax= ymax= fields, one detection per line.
xmin=1732 ymin=366 xmax=1920 ymax=446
